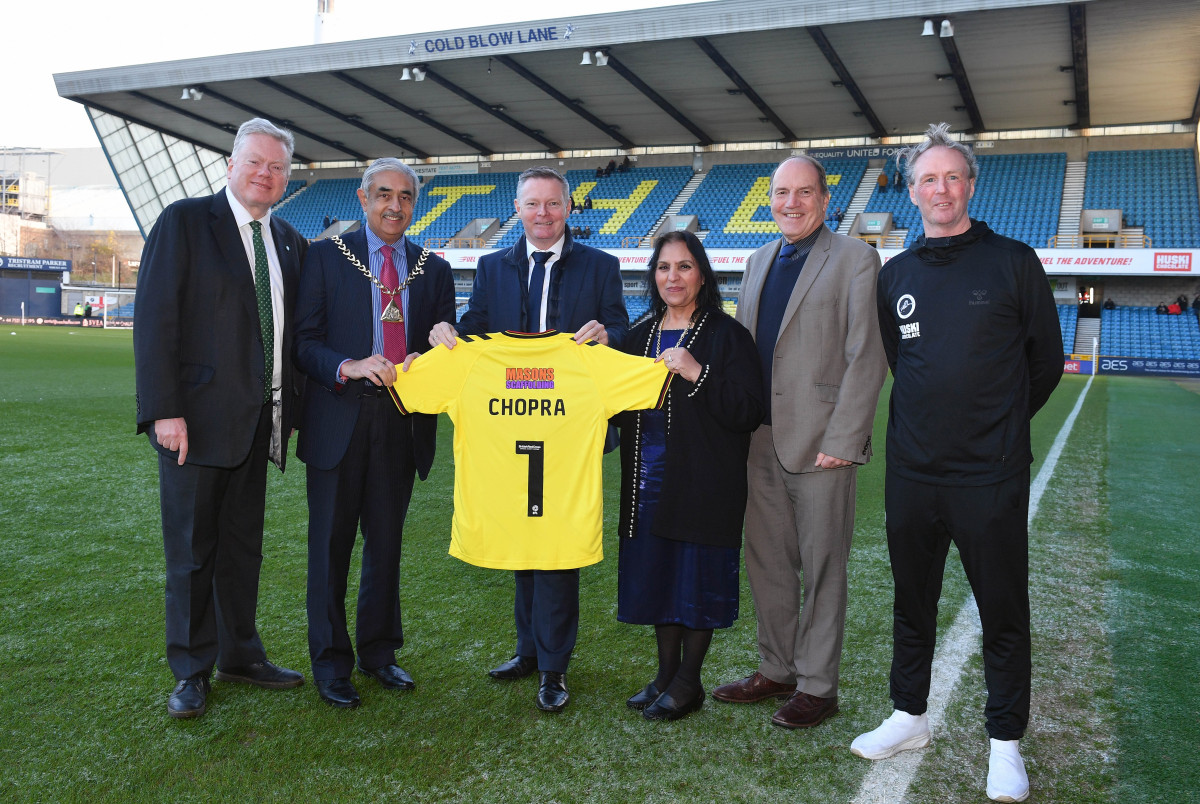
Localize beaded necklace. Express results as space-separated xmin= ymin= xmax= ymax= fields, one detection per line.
xmin=624 ymin=308 xmax=710 ymax=539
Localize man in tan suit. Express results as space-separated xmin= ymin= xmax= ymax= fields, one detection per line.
xmin=712 ymin=155 xmax=887 ymax=728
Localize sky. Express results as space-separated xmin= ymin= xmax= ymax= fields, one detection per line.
xmin=5 ymin=0 xmax=704 ymax=151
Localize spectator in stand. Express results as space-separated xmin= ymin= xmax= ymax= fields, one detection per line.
xmin=583 ymin=225 xmax=592 ymax=239
xmin=1102 ymin=298 xmax=1115 ymax=310
xmin=1176 ymin=294 xmax=1189 ymax=310
xmin=606 ymin=159 xmax=617 ymax=176
xmin=1156 ymin=302 xmax=1169 ymax=314
xmin=584 ymin=195 xmax=593 ymax=210
xmin=836 ymin=207 xmax=845 ymax=226
xmin=894 ymin=168 xmax=903 ymax=190
xmin=83 ymin=301 xmax=93 ymax=320
xmin=596 ymin=165 xmax=605 ymax=178
xmin=877 ymin=172 xmax=889 ymax=192
xmin=73 ymin=301 xmax=84 ymax=324
xmin=1192 ymin=295 xmax=1200 ymax=319
xmin=619 ymin=155 xmax=631 ymax=173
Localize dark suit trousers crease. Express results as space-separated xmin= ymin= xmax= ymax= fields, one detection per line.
xmin=160 ymin=403 xmax=271 ymax=681
xmin=884 ymin=468 xmax=1032 ymax=740
xmin=306 ymin=395 xmax=416 ymax=679
xmin=513 ymin=569 xmax=579 ymax=673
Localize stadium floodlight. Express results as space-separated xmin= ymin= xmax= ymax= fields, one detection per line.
xmin=401 ymin=67 xmax=412 ymax=81
xmin=921 ymin=19 xmax=934 ymax=36
xmin=940 ymin=19 xmax=954 ymax=37
xmin=580 ymin=51 xmax=593 ymax=66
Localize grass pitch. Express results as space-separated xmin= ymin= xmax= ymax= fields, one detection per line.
xmin=0 ymin=326 xmax=1192 ymax=802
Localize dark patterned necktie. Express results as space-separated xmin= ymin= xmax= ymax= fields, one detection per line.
xmin=526 ymin=251 xmax=552 ymax=332
xmin=774 ymin=241 xmax=798 ymax=271
xmin=381 ymin=245 xmax=407 ymax=364
xmin=250 ymin=220 xmax=273 ymax=403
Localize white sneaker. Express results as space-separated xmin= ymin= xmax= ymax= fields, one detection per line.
xmin=850 ymin=710 xmax=931 ymax=759
xmin=986 ymin=738 xmax=1029 ymax=802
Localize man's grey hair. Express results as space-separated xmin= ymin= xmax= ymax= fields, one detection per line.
xmin=516 ymin=166 xmax=571 ymax=205
xmin=360 ymin=158 xmax=421 ymax=204
xmin=768 ymin=155 xmax=830 ymax=197
xmin=231 ymin=118 xmax=295 ymax=174
xmin=899 ymin=122 xmax=978 ymax=185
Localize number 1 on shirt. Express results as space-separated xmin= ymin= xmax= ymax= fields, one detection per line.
xmin=515 ymin=440 xmax=545 ymax=517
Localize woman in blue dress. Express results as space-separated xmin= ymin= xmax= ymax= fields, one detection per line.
xmin=615 ymin=231 xmax=764 ymax=720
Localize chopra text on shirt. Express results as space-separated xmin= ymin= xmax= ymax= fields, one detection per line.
xmin=489 ymin=398 xmax=567 ymax=416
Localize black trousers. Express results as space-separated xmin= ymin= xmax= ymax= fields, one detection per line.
xmin=884 ymin=468 xmax=1031 ymax=740
xmin=306 ymin=395 xmax=416 ymax=680
xmin=159 ymin=403 xmax=272 ymax=681
xmin=512 ymin=569 xmax=579 ymax=674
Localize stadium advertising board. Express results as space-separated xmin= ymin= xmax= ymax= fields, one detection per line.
xmin=1064 ymin=357 xmax=1095 ymax=375
xmin=1096 ymin=357 xmax=1200 ymax=379
xmin=0 ymin=256 xmax=71 ymax=272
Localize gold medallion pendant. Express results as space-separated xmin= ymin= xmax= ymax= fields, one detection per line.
xmin=381 ymin=295 xmax=403 ymax=323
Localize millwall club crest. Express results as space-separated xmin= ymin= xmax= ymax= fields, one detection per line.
xmin=897 ymin=294 xmax=916 ymax=319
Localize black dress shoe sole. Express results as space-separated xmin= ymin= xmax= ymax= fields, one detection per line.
xmin=318 ymin=695 xmax=360 ymax=709
xmin=167 ymin=704 xmax=206 ymax=719
xmin=536 ymin=696 xmax=569 ymax=713
xmin=488 ymin=659 xmax=538 ymax=680
xmin=356 ymin=666 xmax=415 ymax=691
xmin=215 ymin=669 xmax=304 ymax=689
xmin=643 ymin=692 xmax=705 ymax=721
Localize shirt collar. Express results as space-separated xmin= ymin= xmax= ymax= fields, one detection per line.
xmin=526 ymin=235 xmax=565 ymax=262
xmin=225 ymin=187 xmax=271 ymax=230
xmin=365 ymin=226 xmax=407 ymax=256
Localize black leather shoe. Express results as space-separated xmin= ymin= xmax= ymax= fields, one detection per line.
xmin=626 ymin=682 xmax=661 ymax=711
xmin=167 ymin=675 xmax=211 ymax=719
xmin=536 ymin=671 xmax=569 ymax=712
xmin=216 ymin=660 xmax=304 ymax=689
xmin=357 ymin=663 xmax=415 ymax=690
xmin=644 ymin=686 xmax=705 ymax=721
xmin=489 ymin=654 xmax=538 ymax=680
xmin=316 ymin=678 xmax=360 ymax=708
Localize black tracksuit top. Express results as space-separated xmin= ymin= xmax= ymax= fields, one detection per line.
xmin=876 ymin=220 xmax=1064 ymax=486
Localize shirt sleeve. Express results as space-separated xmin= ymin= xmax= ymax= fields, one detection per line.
xmin=577 ymin=341 xmax=672 ymax=416
xmin=388 ymin=340 xmax=473 ymax=415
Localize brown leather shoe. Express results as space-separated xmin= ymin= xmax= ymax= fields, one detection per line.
xmin=711 ymin=672 xmax=795 ymax=703
xmin=771 ymin=691 xmax=839 ymax=729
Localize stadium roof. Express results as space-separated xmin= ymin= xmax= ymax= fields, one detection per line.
xmin=55 ymin=0 xmax=1200 ymax=163
xmin=51 ymin=0 xmax=1200 ymax=235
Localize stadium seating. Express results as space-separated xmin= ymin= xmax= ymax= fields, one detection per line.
xmin=863 ymin=153 xmax=1066 ymax=248
xmin=681 ymin=160 xmax=867 ymax=249
xmin=273 ymin=177 xmax=362 ymax=239
xmin=1100 ymin=305 xmax=1200 ymax=359
xmin=408 ymin=172 xmax=521 ymax=246
xmin=496 ymin=166 xmax=693 ymax=249
xmin=1057 ymin=304 xmax=1078 ymax=351
xmin=1083 ymin=149 xmax=1200 ymax=248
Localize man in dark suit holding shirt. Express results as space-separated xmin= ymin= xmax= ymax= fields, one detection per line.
xmin=427 ymin=166 xmax=628 ymax=713
xmin=294 ymin=158 xmax=454 ymax=709
xmin=134 ymin=118 xmax=307 ymax=719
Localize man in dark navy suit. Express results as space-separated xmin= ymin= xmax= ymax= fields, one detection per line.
xmin=294 ymin=158 xmax=454 ymax=708
xmin=428 ymin=166 xmax=628 ymax=712
xmin=134 ymin=118 xmax=307 ymax=719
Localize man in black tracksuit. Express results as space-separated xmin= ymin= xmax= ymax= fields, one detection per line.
xmin=851 ymin=123 xmax=1062 ymax=804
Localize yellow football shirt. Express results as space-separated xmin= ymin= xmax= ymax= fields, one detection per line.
xmin=389 ymin=331 xmax=670 ymax=570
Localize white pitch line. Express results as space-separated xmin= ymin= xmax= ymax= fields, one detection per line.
xmin=852 ymin=375 xmax=1094 ymax=803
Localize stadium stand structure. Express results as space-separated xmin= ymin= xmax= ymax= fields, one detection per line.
xmin=862 ymin=152 xmax=1066 ymax=248
xmin=492 ymin=166 xmax=693 ymax=249
xmin=273 ymin=177 xmax=361 ymax=239
xmin=1057 ymin=304 xmax=1078 ymax=352
xmin=408 ymin=172 xmax=521 ymax=247
xmin=679 ymin=160 xmax=865 ymax=249
xmin=1083 ymin=149 xmax=1200 ymax=249
xmin=1100 ymin=305 xmax=1200 ymax=360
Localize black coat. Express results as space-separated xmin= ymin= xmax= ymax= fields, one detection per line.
xmin=133 ymin=190 xmax=306 ymax=469
xmin=615 ymin=309 xmax=764 ymax=548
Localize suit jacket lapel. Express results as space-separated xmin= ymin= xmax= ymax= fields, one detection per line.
xmin=209 ymin=191 xmax=256 ymax=321
xmin=776 ymin=227 xmax=832 ymax=346
xmin=740 ymin=241 xmax=777 ymax=336
xmin=342 ymin=229 xmax=373 ymax=354
xmin=403 ymin=239 xmax=427 ymax=343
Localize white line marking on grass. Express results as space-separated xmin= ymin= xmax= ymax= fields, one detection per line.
xmin=852 ymin=375 xmax=1093 ymax=803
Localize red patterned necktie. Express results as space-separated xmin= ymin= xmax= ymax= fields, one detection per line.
xmin=380 ymin=245 xmax=406 ymax=364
